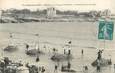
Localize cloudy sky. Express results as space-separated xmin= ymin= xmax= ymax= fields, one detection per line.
xmin=0 ymin=0 xmax=115 ymax=13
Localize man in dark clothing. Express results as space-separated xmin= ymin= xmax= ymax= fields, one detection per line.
xmin=64 ymin=49 xmax=66 ymax=54
xmin=68 ymin=50 xmax=71 ymax=55
xmin=97 ymin=50 xmax=103 ymax=60
xmin=36 ymin=55 xmax=40 ymax=62
xmin=26 ymin=44 xmax=29 ymax=49
xmin=67 ymin=62 xmax=71 ymax=71
xmin=81 ymin=49 xmax=84 ymax=55
xmin=41 ymin=66 xmax=45 ymax=73
xmin=54 ymin=65 xmax=58 ymax=73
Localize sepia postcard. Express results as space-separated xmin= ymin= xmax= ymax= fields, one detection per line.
xmin=0 ymin=0 xmax=115 ymax=73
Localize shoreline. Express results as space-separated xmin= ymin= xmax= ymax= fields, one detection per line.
xmin=0 ymin=18 xmax=115 ymax=23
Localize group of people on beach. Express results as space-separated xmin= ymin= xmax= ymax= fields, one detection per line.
xmin=4 ymin=34 xmax=115 ymax=73
xmin=26 ymin=63 xmax=46 ymax=73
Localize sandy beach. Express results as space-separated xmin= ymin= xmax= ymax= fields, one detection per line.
xmin=0 ymin=21 xmax=115 ymax=73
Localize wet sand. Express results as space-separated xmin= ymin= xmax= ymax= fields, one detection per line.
xmin=0 ymin=22 xmax=115 ymax=73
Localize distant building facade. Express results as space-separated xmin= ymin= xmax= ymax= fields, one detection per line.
xmin=0 ymin=10 xmax=2 ymax=19
xmin=47 ymin=7 xmax=56 ymax=18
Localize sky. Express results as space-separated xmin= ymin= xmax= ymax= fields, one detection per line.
xmin=0 ymin=0 xmax=115 ymax=13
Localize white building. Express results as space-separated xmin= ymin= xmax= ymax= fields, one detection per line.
xmin=47 ymin=7 xmax=56 ymax=18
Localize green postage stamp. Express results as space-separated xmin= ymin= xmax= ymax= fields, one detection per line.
xmin=98 ymin=21 xmax=114 ymax=40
